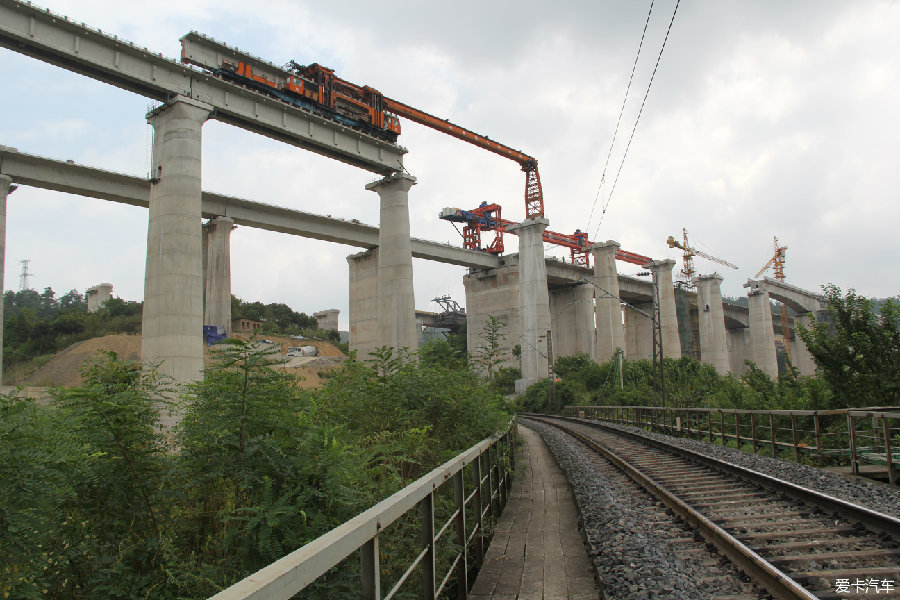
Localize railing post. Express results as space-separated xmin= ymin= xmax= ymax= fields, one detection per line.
xmin=849 ymin=414 xmax=859 ymax=475
xmin=882 ymin=417 xmax=896 ymax=487
xmin=770 ymin=413 xmax=778 ymax=459
xmin=791 ymin=414 xmax=800 ymax=462
xmin=360 ymin=536 xmax=381 ymax=600
xmin=421 ymin=492 xmax=435 ymax=599
xmin=707 ymin=411 xmax=713 ymax=443
xmin=735 ymin=413 xmax=742 ymax=450
xmin=751 ymin=413 xmax=759 ymax=454
xmin=814 ymin=413 xmax=822 ymax=466
xmin=472 ymin=454 xmax=484 ymax=566
xmin=453 ymin=471 xmax=468 ymax=599
xmin=720 ymin=411 xmax=726 ymax=446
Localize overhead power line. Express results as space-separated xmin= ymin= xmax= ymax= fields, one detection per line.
xmin=586 ymin=0 xmax=656 ymax=234
xmin=592 ymin=0 xmax=682 ymax=241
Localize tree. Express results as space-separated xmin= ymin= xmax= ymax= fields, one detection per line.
xmin=473 ymin=315 xmax=507 ymax=380
xmin=798 ymin=285 xmax=900 ymax=407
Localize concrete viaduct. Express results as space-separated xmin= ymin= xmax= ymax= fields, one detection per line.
xmin=0 ymin=0 xmax=822 ymax=399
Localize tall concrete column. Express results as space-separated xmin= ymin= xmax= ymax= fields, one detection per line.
xmin=0 ymin=175 xmax=12 ymax=384
xmin=591 ymin=241 xmax=625 ymax=362
xmin=141 ymin=96 xmax=212 ymax=388
xmin=747 ymin=285 xmax=778 ymax=377
xmin=507 ymin=218 xmax=551 ymax=386
xmin=463 ymin=261 xmax=521 ymax=373
xmin=204 ymin=216 xmax=234 ymax=334
xmin=695 ymin=273 xmax=729 ymax=374
xmin=347 ymin=249 xmax=380 ymax=358
xmin=625 ymin=303 xmax=653 ymax=360
xmin=727 ymin=328 xmax=751 ymax=375
xmin=791 ymin=313 xmax=816 ymax=376
xmin=647 ymin=259 xmax=682 ymax=359
xmin=366 ymin=172 xmax=418 ymax=352
xmin=549 ymin=284 xmax=594 ymax=358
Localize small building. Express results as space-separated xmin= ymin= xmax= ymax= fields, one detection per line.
xmin=231 ymin=318 xmax=263 ymax=335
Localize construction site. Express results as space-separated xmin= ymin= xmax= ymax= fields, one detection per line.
xmin=1 ymin=0 xmax=880 ymax=412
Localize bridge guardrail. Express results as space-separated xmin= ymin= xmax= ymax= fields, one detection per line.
xmin=563 ymin=405 xmax=899 ymax=486
xmin=208 ymin=420 xmax=517 ymax=600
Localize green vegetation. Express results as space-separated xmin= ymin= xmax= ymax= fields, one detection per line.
xmin=3 ymin=288 xmax=142 ymax=382
xmin=230 ymin=296 xmax=339 ymax=343
xmin=798 ymin=284 xmax=899 ymax=407
xmin=1 ymin=337 xmax=511 ymax=599
xmin=521 ymin=286 xmax=898 ymax=415
xmin=1 ymin=289 xmax=340 ymax=383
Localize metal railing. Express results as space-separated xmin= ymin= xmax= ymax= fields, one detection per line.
xmin=208 ymin=421 xmax=517 ymax=600
xmin=563 ymin=405 xmax=899 ymax=485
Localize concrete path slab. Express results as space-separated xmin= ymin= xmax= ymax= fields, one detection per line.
xmin=469 ymin=424 xmax=599 ymax=599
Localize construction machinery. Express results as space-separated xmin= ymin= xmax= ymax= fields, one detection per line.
xmin=180 ymin=32 xmax=544 ymax=220
xmin=666 ymin=228 xmax=738 ymax=281
xmin=755 ymin=236 xmax=791 ymax=360
xmin=441 ymin=203 xmax=653 ymax=267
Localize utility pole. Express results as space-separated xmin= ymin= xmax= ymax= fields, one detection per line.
xmin=546 ymin=329 xmax=557 ymax=411
xmin=650 ymin=269 xmax=666 ymax=408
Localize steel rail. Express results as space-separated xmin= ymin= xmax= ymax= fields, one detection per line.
xmin=528 ymin=416 xmax=820 ymax=600
xmin=560 ymin=416 xmax=900 ymax=538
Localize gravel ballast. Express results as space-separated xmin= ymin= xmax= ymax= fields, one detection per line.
xmin=523 ymin=419 xmax=767 ymax=600
xmin=582 ymin=418 xmax=900 ymax=520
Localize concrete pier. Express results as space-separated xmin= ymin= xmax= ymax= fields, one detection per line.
xmin=463 ymin=260 xmax=521 ymax=374
xmin=591 ymin=241 xmax=625 ymax=362
xmin=85 ymin=283 xmax=113 ymax=313
xmin=366 ymin=173 xmax=418 ymax=353
xmin=747 ymin=286 xmax=779 ymax=377
xmin=347 ymin=249 xmax=380 ymax=359
xmin=0 ymin=175 xmax=11 ymax=383
xmin=141 ymin=96 xmax=212 ymax=388
xmin=507 ymin=218 xmax=552 ymax=387
xmin=647 ymin=259 xmax=682 ymax=359
xmin=203 ymin=216 xmax=234 ymax=335
xmin=624 ymin=303 xmax=653 ymax=360
xmin=791 ymin=313 xmax=816 ymax=375
xmin=549 ymin=284 xmax=594 ymax=358
xmin=695 ymin=274 xmax=729 ymax=375
xmin=314 ymin=309 xmax=340 ymax=331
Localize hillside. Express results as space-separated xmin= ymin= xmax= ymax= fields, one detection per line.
xmin=22 ymin=333 xmax=346 ymax=389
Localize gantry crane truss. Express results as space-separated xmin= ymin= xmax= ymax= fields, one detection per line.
xmin=440 ymin=203 xmax=653 ymax=267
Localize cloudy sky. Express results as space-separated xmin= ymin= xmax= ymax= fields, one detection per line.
xmin=2 ymin=0 xmax=898 ymax=329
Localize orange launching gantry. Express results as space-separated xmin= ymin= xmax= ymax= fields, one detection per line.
xmin=440 ymin=203 xmax=653 ymax=267
xmin=381 ymin=98 xmax=545 ymax=219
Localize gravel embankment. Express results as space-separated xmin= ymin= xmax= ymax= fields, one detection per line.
xmin=581 ymin=418 xmax=900 ymax=520
xmin=523 ymin=419 xmax=767 ymax=600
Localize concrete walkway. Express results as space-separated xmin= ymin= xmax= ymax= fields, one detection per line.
xmin=469 ymin=424 xmax=599 ymax=599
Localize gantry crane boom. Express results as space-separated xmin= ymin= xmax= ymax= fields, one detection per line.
xmin=441 ymin=204 xmax=652 ymax=267
xmin=756 ymin=236 xmax=791 ymax=359
xmin=666 ymin=228 xmax=737 ymax=280
xmin=383 ymin=98 xmax=544 ymax=219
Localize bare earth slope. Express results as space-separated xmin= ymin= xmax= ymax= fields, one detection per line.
xmin=22 ymin=334 xmax=345 ymax=389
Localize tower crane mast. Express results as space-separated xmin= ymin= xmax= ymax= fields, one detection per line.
xmin=666 ymin=228 xmax=738 ymax=281
xmin=756 ymin=236 xmax=791 ymax=360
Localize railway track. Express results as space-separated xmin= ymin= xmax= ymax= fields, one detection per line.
xmin=526 ymin=415 xmax=900 ymax=600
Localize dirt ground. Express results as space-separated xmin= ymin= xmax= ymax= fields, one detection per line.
xmin=21 ymin=333 xmax=346 ymax=389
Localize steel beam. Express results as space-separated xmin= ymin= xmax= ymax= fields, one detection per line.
xmin=0 ymin=0 xmax=405 ymax=174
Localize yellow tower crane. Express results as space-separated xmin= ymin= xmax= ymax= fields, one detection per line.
xmin=755 ymin=236 xmax=790 ymax=359
xmin=666 ymin=228 xmax=738 ymax=282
